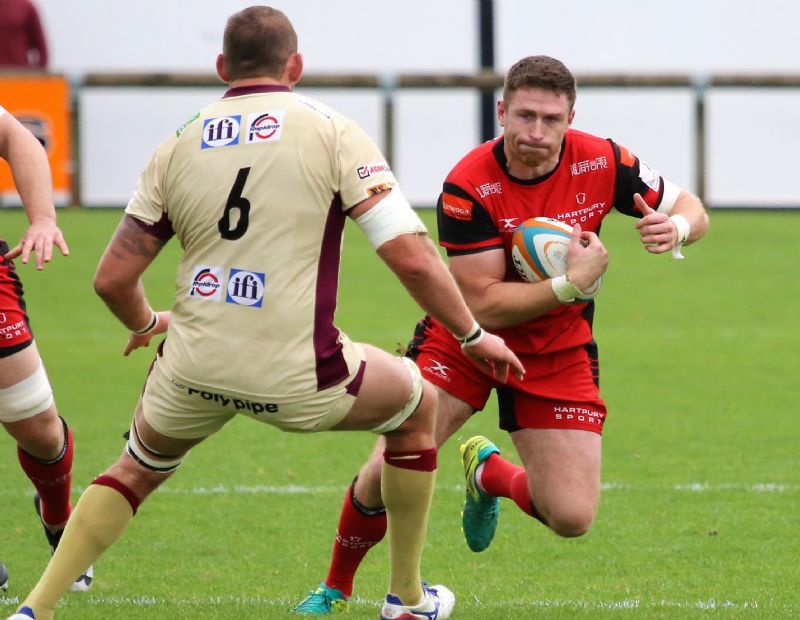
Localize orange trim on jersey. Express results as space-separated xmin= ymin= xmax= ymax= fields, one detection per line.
xmin=619 ymin=145 xmax=636 ymax=167
xmin=440 ymin=238 xmax=503 ymax=251
xmin=441 ymin=193 xmax=474 ymax=221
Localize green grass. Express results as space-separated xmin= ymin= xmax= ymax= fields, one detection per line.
xmin=1 ymin=207 xmax=798 ymax=619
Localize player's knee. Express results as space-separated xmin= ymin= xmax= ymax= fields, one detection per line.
xmin=546 ymin=506 xmax=596 ymax=538
xmin=370 ymin=358 xmax=433 ymax=435
xmin=17 ymin=419 xmax=64 ymax=459
xmin=395 ymin=379 xmax=436 ymax=435
xmin=410 ymin=379 xmax=437 ymax=423
xmin=125 ymin=418 xmax=186 ymax=478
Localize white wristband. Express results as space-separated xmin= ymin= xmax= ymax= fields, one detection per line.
xmin=669 ymin=214 xmax=691 ymax=260
xmin=455 ymin=320 xmax=485 ymax=348
xmin=133 ymin=310 xmax=159 ymax=336
xmin=551 ymin=274 xmax=583 ymax=304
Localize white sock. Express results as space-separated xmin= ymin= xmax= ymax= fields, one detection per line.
xmin=475 ymin=462 xmax=487 ymax=494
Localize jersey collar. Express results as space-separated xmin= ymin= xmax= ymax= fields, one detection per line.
xmin=223 ymin=84 xmax=292 ymax=98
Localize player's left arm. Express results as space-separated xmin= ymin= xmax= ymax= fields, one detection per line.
xmin=610 ymin=141 xmax=709 ymax=257
xmin=634 ymin=189 xmax=709 ymax=256
xmin=0 ymin=110 xmax=68 ymax=269
xmin=93 ymin=215 xmax=170 ymax=355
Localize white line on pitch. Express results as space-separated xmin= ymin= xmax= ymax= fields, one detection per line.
xmin=0 ymin=482 xmax=796 ymax=498
xmin=0 ymin=594 xmax=766 ymax=611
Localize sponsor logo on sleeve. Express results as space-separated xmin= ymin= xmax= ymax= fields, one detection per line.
xmin=441 ymin=193 xmax=473 ymax=221
xmin=245 ymin=110 xmax=284 ymax=144
xmin=201 ymin=115 xmax=241 ymax=149
xmin=638 ymin=160 xmax=661 ymax=192
xmin=367 ymin=182 xmax=392 ymax=196
xmin=356 ymin=161 xmax=391 ymax=180
xmin=188 ymin=265 xmax=224 ymax=301
xmin=226 ymin=269 xmax=266 ymax=308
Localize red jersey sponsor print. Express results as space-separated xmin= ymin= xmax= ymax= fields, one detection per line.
xmin=436 ymin=129 xmax=667 ymax=355
xmin=551 ymin=402 xmax=606 ymax=429
xmin=0 ymin=304 xmax=31 ymax=349
xmin=441 ymin=193 xmax=473 ymax=221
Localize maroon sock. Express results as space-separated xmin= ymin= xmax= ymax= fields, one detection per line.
xmin=324 ymin=482 xmax=387 ymax=597
xmin=17 ymin=417 xmax=73 ymax=526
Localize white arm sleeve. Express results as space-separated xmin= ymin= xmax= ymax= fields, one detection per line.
xmin=353 ymin=188 xmax=428 ymax=250
xmin=656 ymin=178 xmax=682 ymax=213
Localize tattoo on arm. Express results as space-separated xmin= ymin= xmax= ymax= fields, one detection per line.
xmin=110 ymin=216 xmax=168 ymax=260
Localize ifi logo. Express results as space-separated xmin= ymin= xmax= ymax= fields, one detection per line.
xmin=225 ymin=269 xmax=266 ymax=308
xmin=201 ymin=115 xmax=241 ymax=149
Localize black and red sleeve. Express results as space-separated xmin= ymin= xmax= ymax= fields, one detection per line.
xmin=437 ymin=182 xmax=503 ymax=256
xmin=609 ymin=140 xmax=666 ymax=217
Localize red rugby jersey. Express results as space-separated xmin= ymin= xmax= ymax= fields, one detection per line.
xmin=437 ymin=129 xmax=669 ymax=355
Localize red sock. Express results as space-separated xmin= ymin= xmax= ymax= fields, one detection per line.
xmin=479 ymin=453 xmax=535 ymax=518
xmin=324 ymin=481 xmax=387 ymax=597
xmin=17 ymin=417 xmax=73 ymax=526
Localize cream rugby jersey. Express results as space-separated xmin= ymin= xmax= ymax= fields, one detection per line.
xmin=126 ymin=84 xmax=405 ymax=399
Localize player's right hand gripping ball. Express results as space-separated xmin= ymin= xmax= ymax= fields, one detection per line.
xmin=510 ymin=217 xmax=601 ymax=300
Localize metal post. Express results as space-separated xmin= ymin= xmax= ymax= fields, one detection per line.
xmin=478 ymin=0 xmax=496 ymax=142
xmin=693 ymin=75 xmax=708 ymax=204
xmin=380 ymin=74 xmax=396 ymax=170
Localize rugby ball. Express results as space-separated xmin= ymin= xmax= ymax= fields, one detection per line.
xmin=510 ymin=217 xmax=601 ymax=300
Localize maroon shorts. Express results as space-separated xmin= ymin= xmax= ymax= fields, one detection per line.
xmin=0 ymin=240 xmax=33 ymax=357
xmin=407 ymin=317 xmax=607 ymax=434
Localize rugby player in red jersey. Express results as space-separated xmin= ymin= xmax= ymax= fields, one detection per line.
xmin=294 ymin=55 xmax=709 ymax=614
xmin=0 ymin=105 xmax=92 ymax=594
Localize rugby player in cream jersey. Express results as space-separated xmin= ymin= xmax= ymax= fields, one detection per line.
xmin=7 ymin=6 xmax=523 ymax=620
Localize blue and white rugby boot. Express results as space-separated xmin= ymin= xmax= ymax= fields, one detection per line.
xmin=379 ymin=583 xmax=455 ymax=619
xmin=0 ymin=561 xmax=8 ymax=591
xmin=6 ymin=606 xmax=36 ymax=619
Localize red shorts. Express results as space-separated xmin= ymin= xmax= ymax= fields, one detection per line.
xmin=408 ymin=317 xmax=607 ymax=434
xmin=0 ymin=241 xmax=33 ymax=357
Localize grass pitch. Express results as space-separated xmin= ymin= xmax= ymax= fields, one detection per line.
xmin=1 ymin=207 xmax=798 ymax=619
